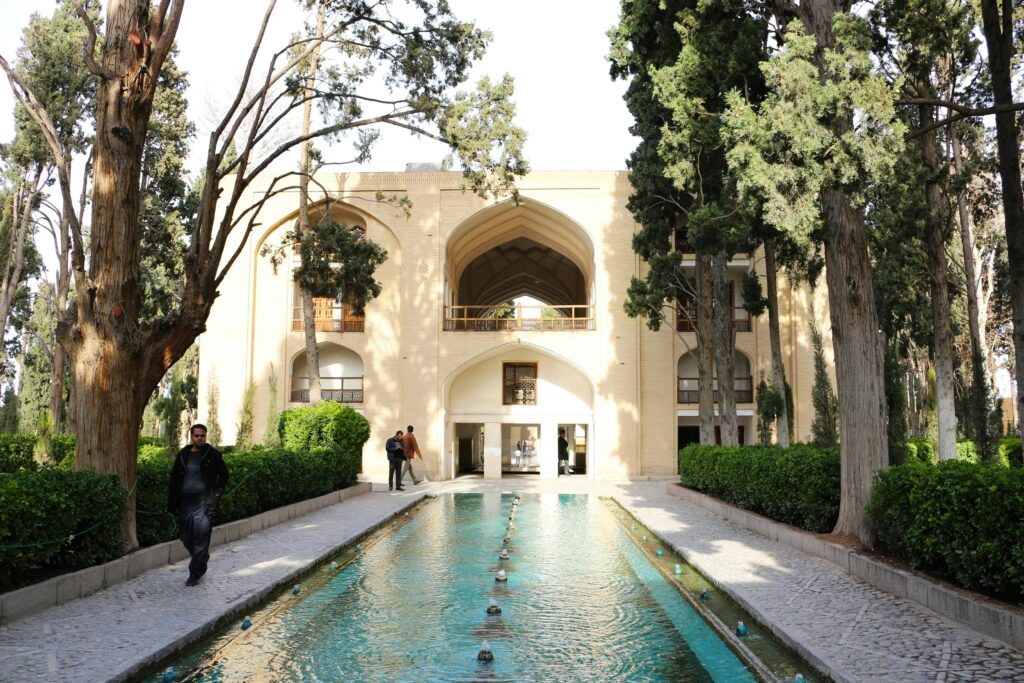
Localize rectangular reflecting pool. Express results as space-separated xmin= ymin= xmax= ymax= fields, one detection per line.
xmin=148 ymin=494 xmax=816 ymax=682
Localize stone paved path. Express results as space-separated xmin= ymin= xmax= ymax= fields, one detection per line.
xmin=1 ymin=477 xmax=1022 ymax=682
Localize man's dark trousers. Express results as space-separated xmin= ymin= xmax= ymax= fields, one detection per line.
xmin=388 ymin=455 xmax=405 ymax=489
xmin=179 ymin=494 xmax=213 ymax=581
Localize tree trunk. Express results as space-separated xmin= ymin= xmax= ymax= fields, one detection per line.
xmin=906 ymin=347 xmax=920 ymax=436
xmin=951 ymin=127 xmax=990 ymax=377
xmin=979 ymin=0 xmax=1024 ymax=443
xmin=65 ymin=1 xmax=175 ymax=551
xmin=712 ymin=253 xmax=738 ymax=446
xmin=764 ymin=241 xmax=790 ymax=446
xmin=797 ymin=0 xmax=889 ymax=545
xmin=0 ymin=169 xmax=42 ymax=348
xmin=49 ymin=344 xmax=66 ymax=433
xmin=297 ymin=2 xmax=326 ymax=406
xmin=822 ymin=186 xmax=889 ymax=544
xmin=918 ymin=96 xmax=957 ymax=460
xmin=697 ymin=254 xmax=716 ymax=444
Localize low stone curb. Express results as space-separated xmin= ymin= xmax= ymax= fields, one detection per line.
xmin=0 ymin=482 xmax=371 ymax=626
xmin=665 ymin=482 xmax=1024 ymax=652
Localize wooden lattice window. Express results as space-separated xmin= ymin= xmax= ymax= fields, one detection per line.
xmin=503 ymin=362 xmax=537 ymax=405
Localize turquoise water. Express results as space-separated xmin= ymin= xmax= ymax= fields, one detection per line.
xmin=154 ymin=494 xmax=763 ymax=682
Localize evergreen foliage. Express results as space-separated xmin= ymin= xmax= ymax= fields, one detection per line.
xmin=278 ymin=401 xmax=371 ymax=456
xmin=235 ymin=382 xmax=257 ymax=451
xmin=206 ymin=370 xmax=222 ymax=447
xmin=809 ymin=316 xmax=839 ymax=446
xmin=264 ymin=368 xmax=281 ymax=447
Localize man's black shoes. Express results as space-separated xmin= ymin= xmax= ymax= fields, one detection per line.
xmin=185 ymin=577 xmax=200 ymax=587
xmin=396 ymin=487 xmax=405 ymax=491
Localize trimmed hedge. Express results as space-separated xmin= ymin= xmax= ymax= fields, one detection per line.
xmin=134 ymin=445 xmax=362 ymax=547
xmin=0 ymin=468 xmax=125 ymax=591
xmin=678 ymin=444 xmax=841 ymax=533
xmin=279 ymin=401 xmax=371 ymax=455
xmin=866 ymin=460 xmax=1024 ymax=601
xmin=0 ymin=434 xmax=38 ymax=473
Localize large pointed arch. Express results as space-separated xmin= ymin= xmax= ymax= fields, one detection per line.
xmin=445 ymin=198 xmax=595 ymax=305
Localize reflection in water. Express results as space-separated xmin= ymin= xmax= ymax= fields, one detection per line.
xmin=154 ymin=494 xmax=757 ymax=682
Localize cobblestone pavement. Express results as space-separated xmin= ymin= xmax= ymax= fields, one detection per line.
xmin=1 ymin=477 xmax=1021 ymax=682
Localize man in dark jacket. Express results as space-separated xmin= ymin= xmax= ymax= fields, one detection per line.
xmin=167 ymin=424 xmax=229 ymax=586
xmin=386 ymin=430 xmax=405 ymax=491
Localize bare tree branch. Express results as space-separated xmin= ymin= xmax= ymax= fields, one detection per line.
xmin=74 ymin=4 xmax=115 ymax=80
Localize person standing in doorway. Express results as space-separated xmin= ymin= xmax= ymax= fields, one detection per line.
xmin=402 ymin=425 xmax=424 ymax=485
xmin=167 ymin=424 xmax=229 ymax=586
xmin=386 ymin=430 xmax=406 ymax=491
xmin=558 ymin=428 xmax=573 ymax=475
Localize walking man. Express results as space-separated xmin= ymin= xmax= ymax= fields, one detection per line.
xmin=401 ymin=425 xmax=424 ymax=485
xmin=167 ymin=424 xmax=229 ymax=586
xmin=386 ymin=429 xmax=406 ymax=491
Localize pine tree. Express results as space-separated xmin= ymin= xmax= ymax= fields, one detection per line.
xmin=809 ymin=317 xmax=839 ymax=447
xmin=264 ymin=366 xmax=280 ymax=447
xmin=206 ymin=370 xmax=221 ymax=448
xmin=235 ymin=382 xmax=256 ymax=451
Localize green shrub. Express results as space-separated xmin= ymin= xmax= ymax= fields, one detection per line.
xmin=279 ymin=402 xmax=371 ymax=455
xmin=1000 ymin=438 xmax=1022 ymax=468
xmin=138 ymin=436 xmax=164 ymax=448
xmin=955 ymin=440 xmax=980 ymax=464
xmin=678 ymin=444 xmax=841 ymax=533
xmin=867 ymin=460 xmax=1024 ymax=601
xmin=49 ymin=435 xmax=76 ymax=465
xmin=905 ymin=438 xmax=935 ymax=464
xmin=138 ymin=443 xmax=172 ymax=461
xmin=0 ymin=468 xmax=125 ymax=591
xmin=0 ymin=434 xmax=38 ymax=473
xmin=134 ymin=445 xmax=362 ymax=547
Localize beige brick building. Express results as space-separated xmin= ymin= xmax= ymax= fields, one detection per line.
xmin=199 ymin=170 xmax=835 ymax=482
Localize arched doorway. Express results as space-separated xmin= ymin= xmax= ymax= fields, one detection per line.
xmin=442 ymin=342 xmax=595 ymax=479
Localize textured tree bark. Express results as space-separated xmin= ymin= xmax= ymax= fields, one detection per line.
xmin=821 ymin=186 xmax=888 ymax=544
xmin=797 ymin=0 xmax=888 ymax=545
xmin=764 ymin=241 xmax=790 ymax=447
xmin=297 ymin=2 xmax=326 ymax=406
xmin=63 ymin=0 xmax=183 ymax=550
xmin=712 ymin=253 xmax=738 ymax=446
xmin=696 ymin=255 xmax=716 ymax=444
xmin=918 ymin=96 xmax=957 ymax=461
xmin=978 ymin=0 xmax=1024 ymax=442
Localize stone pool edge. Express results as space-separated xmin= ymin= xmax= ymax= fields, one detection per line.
xmin=662 ymin=482 xmax=1024 ymax=653
xmin=0 ymin=482 xmax=373 ymax=626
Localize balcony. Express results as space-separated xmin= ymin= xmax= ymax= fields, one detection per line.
xmin=677 ymin=376 xmax=754 ymax=404
xmin=676 ymin=307 xmax=752 ymax=333
xmin=292 ymin=301 xmax=364 ymax=333
xmin=290 ymin=376 xmax=364 ymax=403
xmin=443 ymin=304 xmax=595 ymax=332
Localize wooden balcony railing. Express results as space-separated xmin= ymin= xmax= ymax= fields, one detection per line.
xmin=677 ymin=376 xmax=754 ymax=404
xmin=443 ymin=304 xmax=595 ymax=331
xmin=290 ymin=376 xmax=364 ymax=403
xmin=292 ymin=303 xmax=364 ymax=333
xmin=676 ymin=307 xmax=752 ymax=333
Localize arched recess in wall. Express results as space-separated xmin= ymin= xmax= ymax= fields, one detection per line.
xmin=676 ymin=349 xmax=754 ymax=403
xmin=288 ymin=342 xmax=365 ymax=404
xmin=444 ymin=198 xmax=596 ymax=309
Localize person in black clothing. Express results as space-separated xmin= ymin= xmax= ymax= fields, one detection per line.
xmin=167 ymin=424 xmax=229 ymax=586
xmin=558 ymin=428 xmax=573 ymax=475
xmin=386 ymin=430 xmax=406 ymax=491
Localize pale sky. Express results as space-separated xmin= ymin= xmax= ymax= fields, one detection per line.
xmin=0 ymin=0 xmax=639 ymax=173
